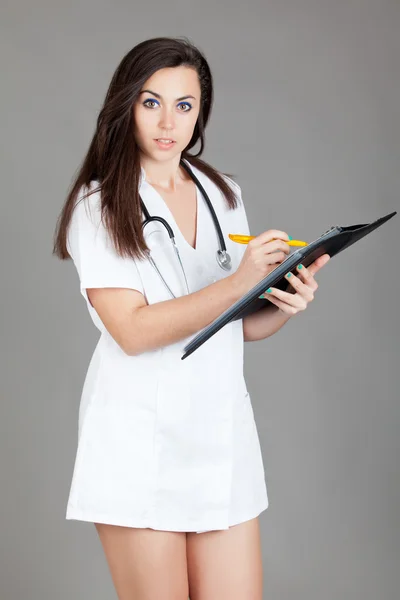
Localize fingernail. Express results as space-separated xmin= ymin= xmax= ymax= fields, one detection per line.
xmin=286 ymin=272 xmax=292 ymax=278
xmin=266 ymin=288 xmax=272 ymax=293
xmin=259 ymin=294 xmax=264 ymax=299
xmin=297 ymin=264 xmax=303 ymax=269
xmin=288 ymin=235 xmax=293 ymax=240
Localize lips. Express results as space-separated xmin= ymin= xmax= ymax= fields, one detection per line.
xmin=154 ymin=138 xmax=177 ymax=150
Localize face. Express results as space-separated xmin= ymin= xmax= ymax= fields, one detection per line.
xmin=133 ymin=66 xmax=201 ymax=162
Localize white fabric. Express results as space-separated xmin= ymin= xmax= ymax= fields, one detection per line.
xmin=65 ymin=159 xmax=268 ymax=533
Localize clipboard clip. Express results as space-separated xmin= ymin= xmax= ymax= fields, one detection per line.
xmin=320 ymin=225 xmax=342 ymax=238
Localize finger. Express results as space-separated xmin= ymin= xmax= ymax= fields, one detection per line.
xmin=306 ymin=254 xmax=330 ymax=277
xmin=252 ymin=229 xmax=290 ymax=246
xmin=282 ymin=272 xmax=314 ymax=302
xmin=260 ymin=291 xmax=303 ymax=316
xmin=261 ymin=286 xmax=308 ymax=310
xmin=294 ymin=263 xmax=318 ymax=292
xmin=259 ymin=247 xmax=290 ymax=266
xmin=266 ymin=251 xmax=289 ymax=265
xmin=262 ymin=239 xmax=291 ymax=255
xmin=262 ymin=240 xmax=290 ymax=252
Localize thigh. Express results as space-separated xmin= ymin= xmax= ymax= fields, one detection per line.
xmin=186 ymin=516 xmax=263 ymax=600
xmin=94 ymin=523 xmax=189 ymax=600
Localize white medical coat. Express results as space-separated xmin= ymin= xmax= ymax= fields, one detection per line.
xmin=65 ymin=160 xmax=268 ymax=533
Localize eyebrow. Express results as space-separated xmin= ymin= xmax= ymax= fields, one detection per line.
xmin=139 ymin=89 xmax=196 ymax=101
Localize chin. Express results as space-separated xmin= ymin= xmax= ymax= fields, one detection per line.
xmin=152 ymin=147 xmax=181 ymax=158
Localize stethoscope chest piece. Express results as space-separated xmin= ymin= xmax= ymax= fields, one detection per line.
xmin=216 ymin=249 xmax=232 ymax=270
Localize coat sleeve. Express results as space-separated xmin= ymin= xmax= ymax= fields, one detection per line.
xmin=234 ymin=184 xmax=251 ymax=266
xmin=236 ymin=184 xmax=251 ymax=236
xmin=222 ymin=176 xmax=251 ymax=269
xmin=222 ymin=174 xmax=251 ymax=237
xmin=67 ymin=184 xmax=145 ymax=315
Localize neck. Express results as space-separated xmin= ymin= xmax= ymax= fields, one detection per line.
xmin=141 ymin=155 xmax=188 ymax=191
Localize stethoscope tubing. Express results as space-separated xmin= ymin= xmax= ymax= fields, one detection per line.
xmin=139 ymin=158 xmax=231 ymax=297
xmin=179 ymin=160 xmax=227 ymax=252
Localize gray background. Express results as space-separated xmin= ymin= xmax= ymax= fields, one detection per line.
xmin=1 ymin=1 xmax=399 ymax=598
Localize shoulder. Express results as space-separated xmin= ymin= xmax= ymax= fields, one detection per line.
xmin=75 ymin=179 xmax=101 ymax=209
xmin=220 ymin=172 xmax=242 ymax=201
xmin=67 ymin=181 xmax=103 ymax=253
xmin=187 ymin=161 xmax=243 ymax=207
xmin=72 ymin=180 xmax=102 ymax=226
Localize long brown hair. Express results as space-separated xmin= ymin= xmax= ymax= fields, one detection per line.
xmin=52 ymin=36 xmax=240 ymax=262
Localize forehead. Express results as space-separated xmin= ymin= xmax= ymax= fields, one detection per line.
xmin=142 ymin=66 xmax=200 ymax=96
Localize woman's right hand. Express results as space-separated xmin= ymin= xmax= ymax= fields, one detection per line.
xmin=230 ymin=229 xmax=291 ymax=296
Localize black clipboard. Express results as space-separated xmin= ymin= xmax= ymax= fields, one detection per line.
xmin=181 ymin=211 xmax=397 ymax=360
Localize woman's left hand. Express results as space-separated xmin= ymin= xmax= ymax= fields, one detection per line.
xmin=259 ymin=253 xmax=331 ymax=316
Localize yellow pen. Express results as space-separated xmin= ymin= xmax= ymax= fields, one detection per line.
xmin=228 ymin=234 xmax=308 ymax=247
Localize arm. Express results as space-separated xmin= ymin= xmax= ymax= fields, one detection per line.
xmin=242 ymin=303 xmax=291 ymax=342
xmin=87 ymin=273 xmax=241 ymax=356
xmin=70 ymin=188 xmax=243 ymax=356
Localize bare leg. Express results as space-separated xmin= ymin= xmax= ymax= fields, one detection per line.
xmin=186 ymin=516 xmax=263 ymax=600
xmin=94 ymin=523 xmax=189 ymax=600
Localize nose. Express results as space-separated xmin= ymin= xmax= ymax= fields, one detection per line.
xmin=158 ymin=105 xmax=176 ymax=132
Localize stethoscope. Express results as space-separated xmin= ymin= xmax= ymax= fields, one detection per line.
xmin=139 ymin=158 xmax=232 ymax=298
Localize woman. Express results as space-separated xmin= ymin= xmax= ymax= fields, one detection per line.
xmin=53 ymin=36 xmax=329 ymax=600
